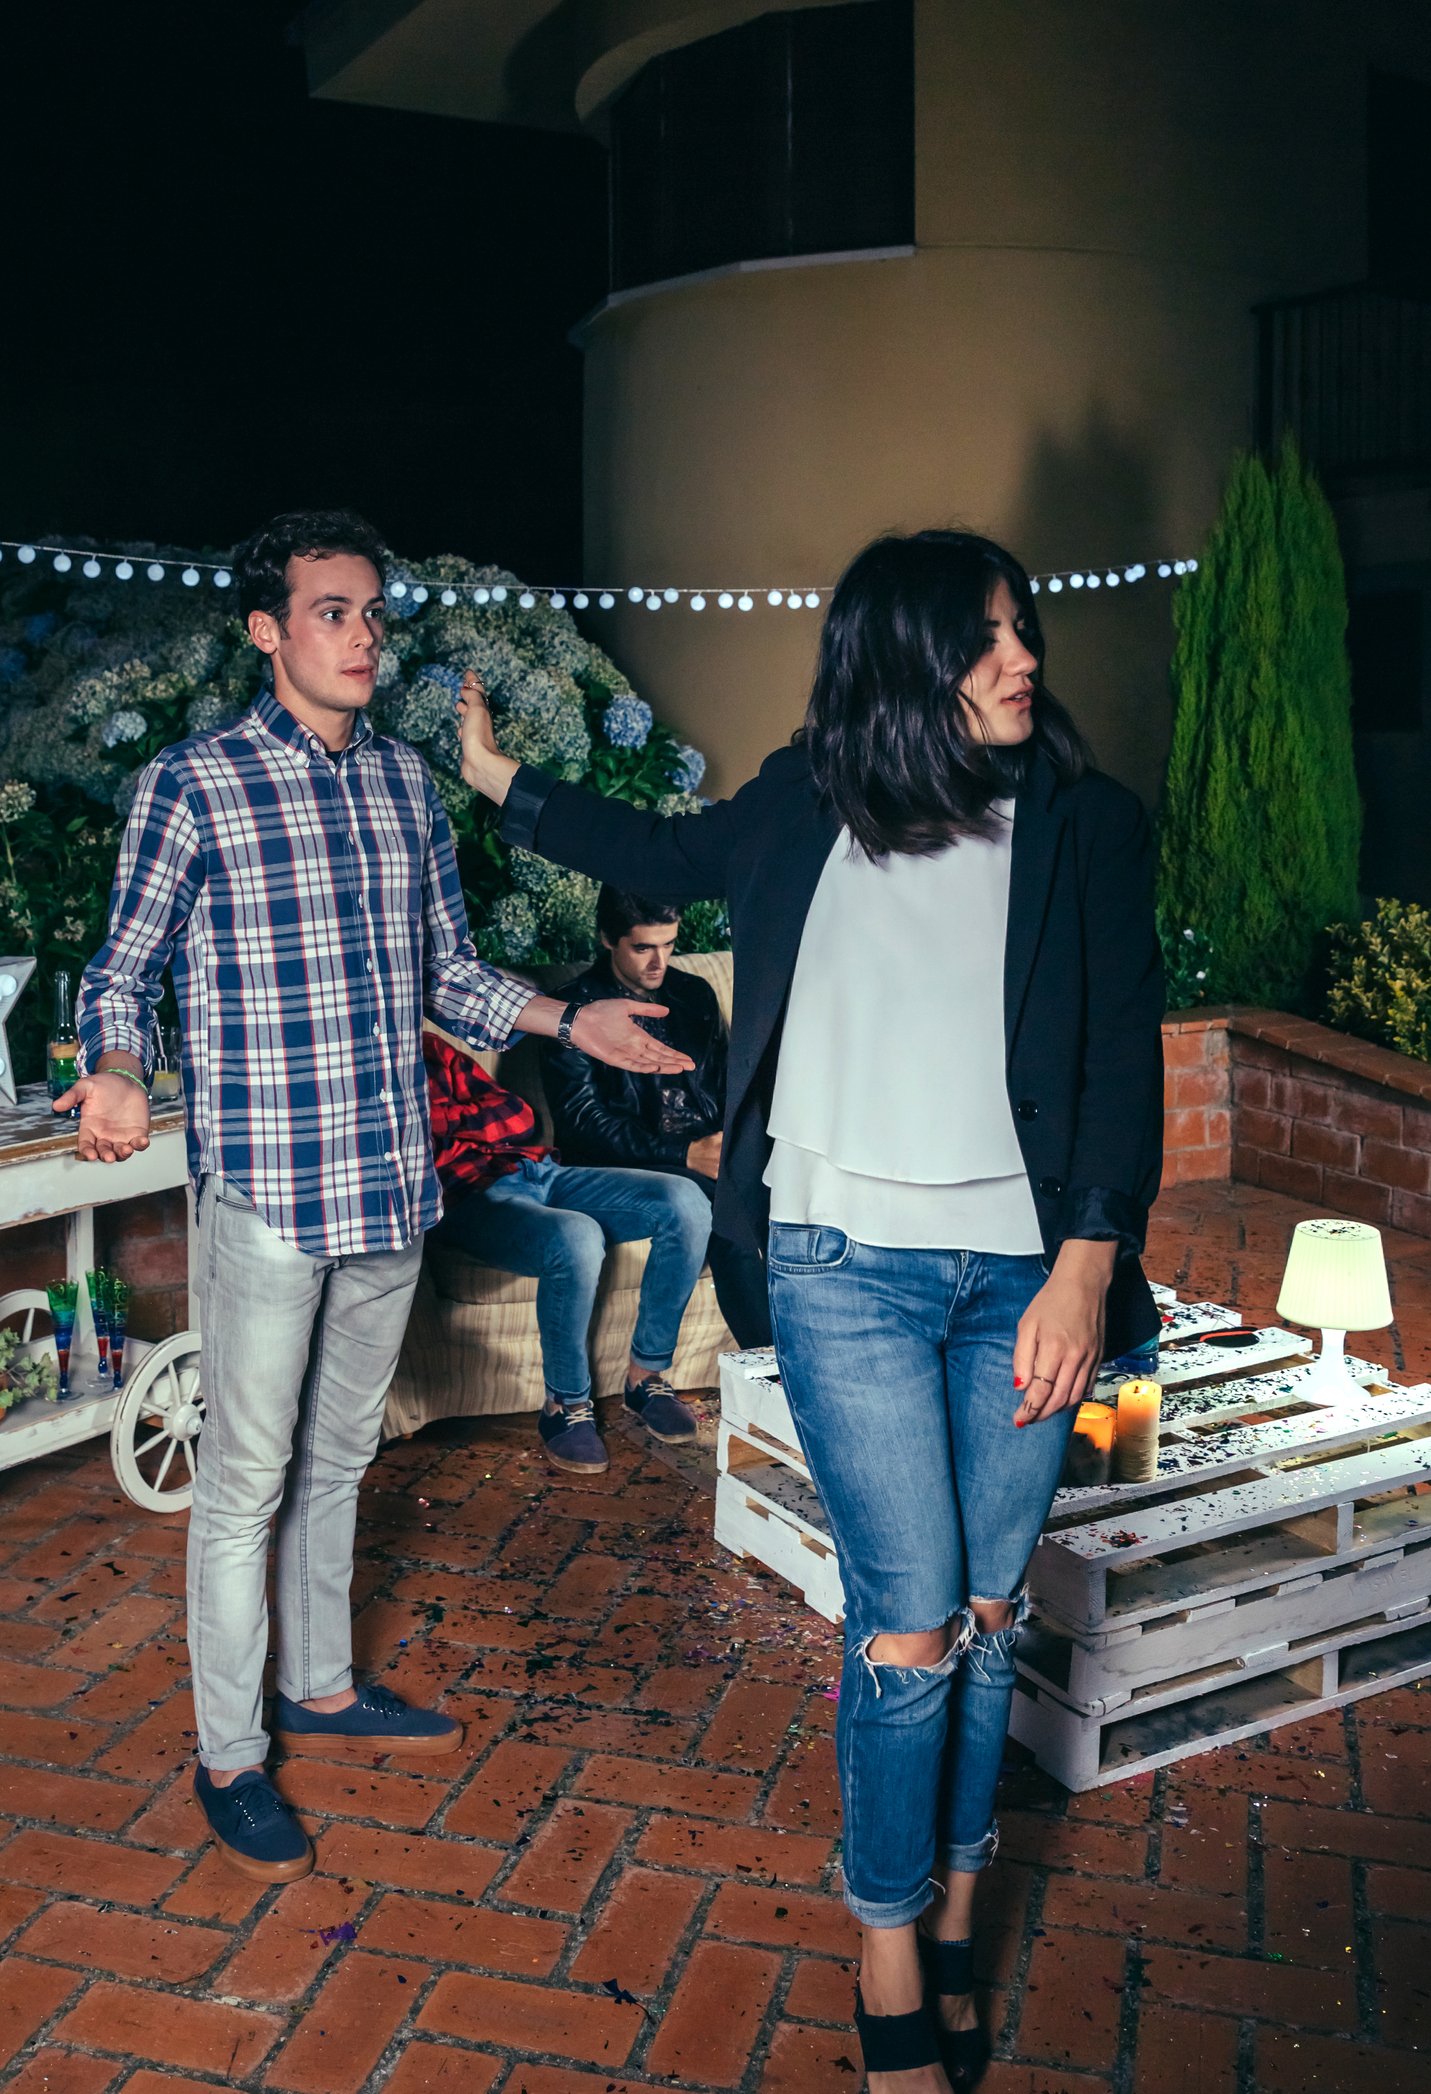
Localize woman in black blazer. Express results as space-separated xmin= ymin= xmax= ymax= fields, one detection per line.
xmin=459 ymin=532 xmax=1163 ymax=2093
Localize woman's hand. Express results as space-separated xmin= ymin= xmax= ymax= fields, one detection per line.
xmin=1012 ymin=1239 xmax=1117 ymax=1424
xmin=456 ymin=674 xmax=519 ymax=803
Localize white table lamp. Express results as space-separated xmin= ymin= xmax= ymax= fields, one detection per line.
xmin=1276 ymin=1218 xmax=1393 ymax=1395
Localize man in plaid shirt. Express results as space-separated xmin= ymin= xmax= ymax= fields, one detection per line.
xmin=61 ymin=510 xmax=691 ymax=1883
xmin=425 ymin=1028 xmax=711 ymax=1476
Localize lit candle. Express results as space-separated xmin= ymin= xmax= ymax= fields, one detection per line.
xmin=1064 ymin=1400 xmax=1116 ymax=1486
xmin=1114 ymin=1379 xmax=1163 ymax=1483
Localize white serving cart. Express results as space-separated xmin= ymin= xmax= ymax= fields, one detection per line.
xmin=0 ymin=1081 xmax=202 ymax=1511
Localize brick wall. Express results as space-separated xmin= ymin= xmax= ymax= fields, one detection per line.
xmin=2 ymin=1189 xmax=190 ymax=1339
xmin=1160 ymin=1008 xmax=1431 ymax=1238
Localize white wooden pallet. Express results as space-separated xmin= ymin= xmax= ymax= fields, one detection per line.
xmin=719 ymin=1349 xmax=804 ymax=1470
xmin=1032 ymin=1388 xmax=1431 ymax=1631
xmin=714 ymin=1429 xmax=845 ymax=1623
xmin=1091 ymin=1324 xmax=1310 ymax=1396
xmin=1154 ymin=1300 xmax=1247 ymax=1344
xmin=1011 ymin=1609 xmax=1431 ymax=1789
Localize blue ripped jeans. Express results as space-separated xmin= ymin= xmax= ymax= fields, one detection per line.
xmin=767 ymin=1226 xmax=1074 ymax=1927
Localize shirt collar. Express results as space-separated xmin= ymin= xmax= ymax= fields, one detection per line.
xmin=251 ymin=685 xmax=375 ymax=764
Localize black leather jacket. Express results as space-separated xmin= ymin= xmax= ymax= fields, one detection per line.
xmin=542 ymin=953 xmax=727 ymax=1169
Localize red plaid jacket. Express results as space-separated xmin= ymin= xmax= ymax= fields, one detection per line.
xmin=423 ymin=1030 xmax=550 ymax=1200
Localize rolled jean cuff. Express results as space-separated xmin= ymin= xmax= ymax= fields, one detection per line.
xmin=546 ymin=1379 xmax=592 ymax=1408
xmin=941 ymin=1825 xmax=1000 ymax=1874
xmin=629 ymin=1348 xmax=675 ymax=1376
xmin=275 ymin=1662 xmax=351 ymax=1705
xmin=842 ymin=1876 xmax=943 ymax=1929
xmin=201 ymin=1742 xmax=271 ymax=1773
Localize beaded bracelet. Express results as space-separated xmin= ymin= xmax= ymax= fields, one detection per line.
xmin=102 ymin=1067 xmax=151 ymax=1095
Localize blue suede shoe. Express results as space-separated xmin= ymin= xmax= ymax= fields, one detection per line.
xmin=538 ymin=1397 xmax=610 ymax=1474
xmin=625 ymin=1373 xmax=698 ymax=1445
xmin=272 ymin=1684 xmax=463 ymax=1757
xmin=194 ymin=1764 xmax=313 ymax=1883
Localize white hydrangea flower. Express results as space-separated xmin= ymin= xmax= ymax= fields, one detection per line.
xmin=100 ymin=709 xmax=149 ymax=748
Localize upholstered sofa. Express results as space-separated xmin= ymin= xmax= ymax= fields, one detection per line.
xmin=382 ymin=950 xmax=735 ymax=1436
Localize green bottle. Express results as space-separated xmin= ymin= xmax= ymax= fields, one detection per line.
xmin=47 ymin=969 xmax=79 ymax=1113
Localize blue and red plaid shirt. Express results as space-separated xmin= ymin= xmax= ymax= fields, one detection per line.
xmin=77 ymin=688 xmax=533 ymax=1256
xmin=423 ymin=1030 xmax=550 ymax=1199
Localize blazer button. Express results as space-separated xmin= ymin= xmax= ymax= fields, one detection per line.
xmin=1017 ymin=1099 xmax=1039 ymax=1120
xmin=1038 ymin=1175 xmax=1063 ymax=1198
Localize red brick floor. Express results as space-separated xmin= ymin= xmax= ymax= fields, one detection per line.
xmin=1 ymin=1179 xmax=1428 ymax=2091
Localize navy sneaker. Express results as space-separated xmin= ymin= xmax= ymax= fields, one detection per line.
xmin=194 ymin=1764 xmax=313 ymax=1883
xmin=625 ymin=1373 xmax=698 ymax=1445
xmin=538 ymin=1397 xmax=609 ymax=1474
xmin=272 ymin=1684 xmax=463 ymax=1757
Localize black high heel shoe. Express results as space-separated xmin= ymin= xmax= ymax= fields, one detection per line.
xmin=853 ymin=1984 xmax=944 ymax=2083
xmin=915 ymin=1933 xmax=992 ymax=2089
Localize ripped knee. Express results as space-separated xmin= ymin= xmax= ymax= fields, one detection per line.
xmin=970 ymin=1596 xmax=1018 ymax=1634
xmin=865 ymin=1616 xmax=964 ymax=1668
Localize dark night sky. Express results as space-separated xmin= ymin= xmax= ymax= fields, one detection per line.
xmin=0 ymin=1 xmax=608 ymax=575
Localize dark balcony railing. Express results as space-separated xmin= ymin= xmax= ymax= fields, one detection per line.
xmin=1256 ymin=286 xmax=1431 ymax=481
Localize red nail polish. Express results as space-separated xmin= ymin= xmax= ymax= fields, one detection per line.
xmin=1015 ymin=1418 xmax=1026 ymax=1428
xmin=1013 ymin=1376 xmax=1026 ymax=1389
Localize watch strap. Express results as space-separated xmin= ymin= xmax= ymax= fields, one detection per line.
xmin=556 ymin=1000 xmax=582 ymax=1049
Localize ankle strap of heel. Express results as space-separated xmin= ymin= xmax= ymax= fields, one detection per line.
xmin=917 ymin=1930 xmax=975 ymax=1994
xmin=853 ymin=1987 xmax=943 ymax=2072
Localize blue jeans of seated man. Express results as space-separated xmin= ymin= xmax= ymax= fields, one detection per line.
xmin=436 ymin=1158 xmax=712 ymax=1402
xmin=767 ymin=1225 xmax=1076 ymax=1928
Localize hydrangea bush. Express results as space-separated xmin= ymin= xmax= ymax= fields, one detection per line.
xmin=0 ymin=549 xmax=728 ymax=1083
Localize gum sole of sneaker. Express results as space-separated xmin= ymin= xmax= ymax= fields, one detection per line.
xmin=212 ymin=1832 xmax=314 ymax=1883
xmin=275 ymin=1724 xmax=465 ymax=1757
xmin=542 ymin=1451 xmax=611 ymax=1474
xmin=641 ymin=1423 xmax=697 ymax=1446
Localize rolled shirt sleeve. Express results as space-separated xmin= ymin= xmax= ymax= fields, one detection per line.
xmin=420 ymin=778 xmax=534 ymax=1052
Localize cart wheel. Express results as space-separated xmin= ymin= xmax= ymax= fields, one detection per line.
xmin=110 ymin=1330 xmax=203 ymax=1513
xmin=0 ymin=1290 xmax=53 ymax=1343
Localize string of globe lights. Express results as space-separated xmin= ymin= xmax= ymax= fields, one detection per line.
xmin=0 ymin=536 xmax=1197 ymax=610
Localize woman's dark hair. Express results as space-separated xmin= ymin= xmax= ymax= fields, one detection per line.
xmin=597 ymin=886 xmax=681 ymax=944
xmin=235 ymin=509 xmax=388 ymax=626
xmin=804 ymin=529 xmax=1090 ymax=858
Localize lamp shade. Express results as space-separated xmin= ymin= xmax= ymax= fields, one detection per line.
xmin=1276 ymin=1219 xmax=1393 ymax=1333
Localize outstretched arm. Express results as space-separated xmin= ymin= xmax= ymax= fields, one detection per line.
xmin=458 ymin=679 xmax=742 ymax=901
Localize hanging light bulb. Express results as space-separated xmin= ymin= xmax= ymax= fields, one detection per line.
xmin=663 ymin=588 xmax=679 ymax=604
xmin=83 ymin=557 xmax=102 ymax=579
xmin=441 ymin=588 xmax=458 ymax=606
xmin=390 ymin=581 xmax=408 ymax=598
xmin=691 ymin=594 xmax=707 ymax=611
xmin=115 ymin=560 xmax=134 ymax=580
xmin=737 ymin=594 xmax=754 ymax=612
xmin=473 ymin=587 xmax=490 ymax=604
xmin=804 ymin=592 xmax=821 ymax=609
xmin=146 ymin=562 xmax=165 ymax=582
xmin=1031 ymin=578 xmax=1041 ymax=593
xmin=598 ymin=592 xmax=615 ymax=609
xmin=767 ymin=590 xmax=783 ymax=608
xmin=1086 ymin=573 xmax=1101 ymax=589
xmin=627 ymin=586 xmax=644 ymax=604
xmin=787 ymin=594 xmax=802 ymax=610
xmin=1069 ymin=573 xmax=1085 ymax=589
xmin=1187 ymin=557 xmax=1199 ymax=572
xmin=1172 ymin=560 xmax=1187 ymax=575
xmin=1105 ymin=571 xmax=1120 ymax=587
xmin=550 ymin=592 xmax=567 ymax=610
xmin=571 ymin=592 xmax=588 ymax=609
xmin=1047 ymin=576 xmax=1063 ymax=594
xmin=518 ymin=591 xmax=536 ymax=609
xmin=17 ymin=545 xmax=36 ymax=563
xmin=54 ymin=552 xmax=72 ymax=572
xmin=491 ymin=586 xmax=508 ymax=602
xmin=1123 ymin=566 xmax=1140 ymax=583
xmin=181 ymin=567 xmax=200 ymax=587
xmin=718 ymin=592 xmax=734 ymax=609
xmin=1157 ymin=563 xmax=1172 ymax=578
xmin=411 ymin=585 xmax=428 ymax=603
xmin=645 ymin=594 xmax=661 ymax=610
xmin=213 ymin=568 xmax=231 ymax=588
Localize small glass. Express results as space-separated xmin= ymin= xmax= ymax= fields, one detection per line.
xmin=108 ymin=1277 xmax=131 ymax=1393
xmin=46 ymin=1281 xmax=79 ymax=1401
xmin=151 ymin=1019 xmax=182 ymax=1105
xmin=85 ymin=1269 xmax=113 ymax=1392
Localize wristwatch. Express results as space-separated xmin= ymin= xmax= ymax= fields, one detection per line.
xmin=556 ymin=1000 xmax=582 ymax=1049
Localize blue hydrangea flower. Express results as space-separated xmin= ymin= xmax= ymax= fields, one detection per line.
xmin=603 ymin=693 xmax=653 ymax=749
xmin=0 ymin=647 xmax=26 ymax=686
xmin=24 ymin=612 xmax=58 ymax=644
xmin=384 ymin=568 xmax=423 ymax=620
xmin=414 ymin=663 xmax=464 ymax=696
xmin=671 ymin=741 xmax=706 ymax=793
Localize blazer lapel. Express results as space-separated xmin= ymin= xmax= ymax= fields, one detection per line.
xmin=1004 ymin=752 xmax=1067 ymax=1059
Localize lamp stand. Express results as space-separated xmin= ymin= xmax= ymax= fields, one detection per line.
xmin=1306 ymin=1327 xmax=1360 ymax=1397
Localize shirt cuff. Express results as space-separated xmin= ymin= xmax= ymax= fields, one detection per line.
xmin=78 ymin=1023 xmax=153 ymax=1079
xmin=498 ymin=764 xmax=557 ymax=849
xmin=1058 ymin=1184 xmax=1147 ymax=1256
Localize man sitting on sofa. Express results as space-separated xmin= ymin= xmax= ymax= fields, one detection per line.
xmin=541 ymin=888 xmax=772 ymax=1349
xmin=424 ymin=1029 xmax=708 ymax=1475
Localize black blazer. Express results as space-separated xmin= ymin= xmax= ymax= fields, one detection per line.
xmin=502 ymin=741 xmax=1164 ymax=1356
xmin=543 ymin=953 xmax=726 ymax=1169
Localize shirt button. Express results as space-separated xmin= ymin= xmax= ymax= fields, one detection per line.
xmin=386 ymin=1151 xmax=397 ymax=1162
xmin=1017 ymin=1099 xmax=1039 ymax=1121
xmin=379 ymin=1089 xmax=389 ymax=1102
xmin=366 ymin=961 xmax=373 ymax=972
xmin=1039 ymin=1175 xmax=1064 ymax=1198
xmin=372 ymin=1025 xmax=380 ymax=1038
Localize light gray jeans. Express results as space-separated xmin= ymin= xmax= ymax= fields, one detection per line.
xmin=188 ymin=1177 xmax=424 ymax=1770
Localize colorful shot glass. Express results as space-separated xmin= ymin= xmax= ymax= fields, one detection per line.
xmin=46 ymin=1280 xmax=79 ymax=1401
xmin=85 ymin=1269 xmax=112 ymax=1390
xmin=108 ymin=1278 xmax=130 ymax=1393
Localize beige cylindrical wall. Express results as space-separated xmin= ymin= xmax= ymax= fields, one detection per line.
xmin=579 ymin=0 xmax=1371 ymax=800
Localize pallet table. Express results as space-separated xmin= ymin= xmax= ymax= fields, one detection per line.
xmin=1 ymin=1081 xmax=202 ymax=1509
xmin=714 ymin=1300 xmax=1431 ymax=1790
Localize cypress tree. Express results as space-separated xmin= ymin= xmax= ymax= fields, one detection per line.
xmin=1157 ymin=436 xmax=1361 ymax=1010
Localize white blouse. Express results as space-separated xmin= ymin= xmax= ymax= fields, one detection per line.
xmin=763 ymin=802 xmax=1043 ymax=1254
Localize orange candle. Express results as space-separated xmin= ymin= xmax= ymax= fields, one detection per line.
xmin=1114 ymin=1379 xmax=1163 ymax=1482
xmin=1064 ymin=1401 xmax=1116 ymax=1486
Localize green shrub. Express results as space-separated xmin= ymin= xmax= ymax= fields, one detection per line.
xmin=1157 ymin=437 xmax=1361 ymax=1011
xmin=1325 ymin=898 xmax=1431 ymax=1063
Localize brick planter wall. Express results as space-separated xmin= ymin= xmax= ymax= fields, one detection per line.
xmin=1161 ymin=1008 xmax=1431 ymax=1237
